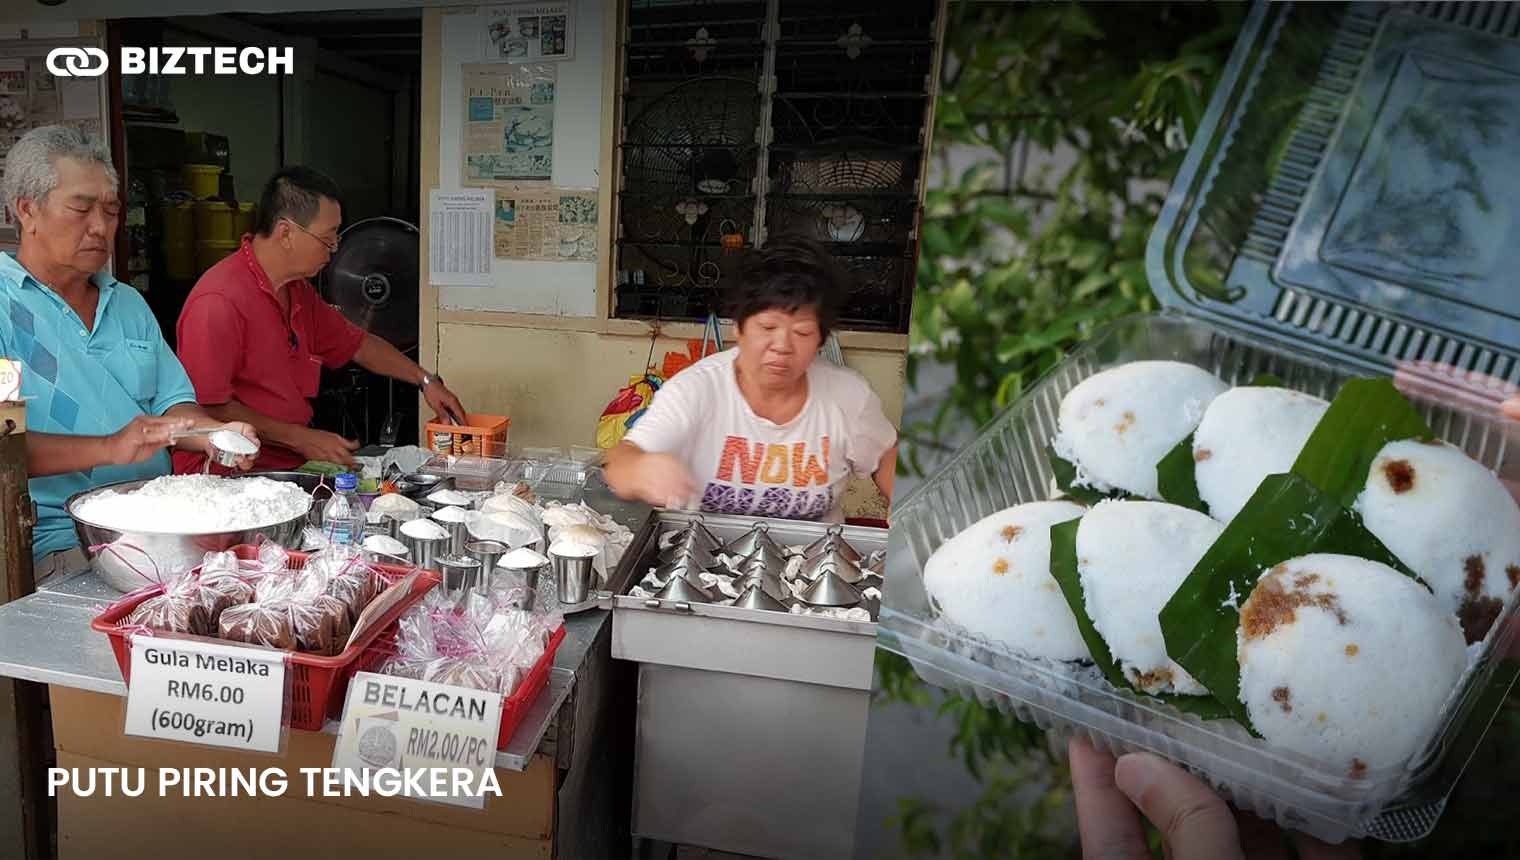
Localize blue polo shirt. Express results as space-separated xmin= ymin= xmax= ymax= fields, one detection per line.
xmin=0 ymin=253 xmax=197 ymax=560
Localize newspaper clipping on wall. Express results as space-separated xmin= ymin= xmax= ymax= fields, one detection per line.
xmin=0 ymin=55 xmax=103 ymax=240
xmin=493 ymin=187 xmax=597 ymax=261
xmin=462 ymin=63 xmax=555 ymax=185
xmin=481 ymin=2 xmax=574 ymax=63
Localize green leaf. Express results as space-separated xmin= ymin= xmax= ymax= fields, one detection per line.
xmin=1072 ymin=270 xmax=1116 ymax=300
xmin=1049 ymin=518 xmax=1234 ymax=720
xmin=1290 ymin=378 xmax=1435 ymax=507
xmin=1159 ymin=473 xmax=1420 ymax=731
xmin=1156 ymin=432 xmax=1206 ymax=512
xmin=1048 ymin=518 xmax=1122 ymax=687
xmin=1067 ymin=240 xmax=1107 ymax=271
xmin=1045 ymin=445 xmax=1117 ymax=506
xmin=1156 ymin=375 xmax=1283 ymax=513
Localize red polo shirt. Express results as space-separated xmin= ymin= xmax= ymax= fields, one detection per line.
xmin=173 ymin=237 xmax=365 ymax=473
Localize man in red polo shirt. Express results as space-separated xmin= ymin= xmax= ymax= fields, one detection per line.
xmin=174 ymin=166 xmax=466 ymax=473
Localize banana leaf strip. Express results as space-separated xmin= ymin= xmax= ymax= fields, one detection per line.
xmin=1046 ymin=444 xmax=1129 ymax=505
xmin=1290 ymin=378 xmax=1434 ymax=507
xmin=1156 ymin=432 xmax=1206 ymax=512
xmin=1155 ymin=375 xmax=1284 ymax=514
xmin=1049 ymin=517 xmax=1233 ymax=721
xmin=1159 ymin=472 xmax=1419 ymax=731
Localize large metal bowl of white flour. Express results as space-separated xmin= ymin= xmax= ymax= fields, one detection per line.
xmin=65 ymin=473 xmax=314 ymax=592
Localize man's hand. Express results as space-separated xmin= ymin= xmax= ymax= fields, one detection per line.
xmin=212 ymin=421 xmax=260 ymax=471
xmin=1069 ymin=738 xmax=1360 ymax=860
xmin=291 ymin=427 xmax=359 ymax=468
xmin=103 ymin=415 xmax=194 ymax=467
xmin=423 ymin=378 xmax=467 ymax=426
xmin=608 ymin=450 xmax=697 ymax=509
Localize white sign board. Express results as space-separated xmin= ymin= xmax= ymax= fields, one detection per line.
xmin=332 ymin=671 xmax=503 ymax=809
xmin=0 ymin=358 xmax=20 ymax=401
xmin=123 ymin=637 xmax=288 ymax=753
xmin=428 ymin=188 xmax=494 ymax=287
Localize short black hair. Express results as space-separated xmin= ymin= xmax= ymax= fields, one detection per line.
xmin=254 ymin=166 xmax=342 ymax=237
xmin=728 ymin=234 xmax=847 ymax=339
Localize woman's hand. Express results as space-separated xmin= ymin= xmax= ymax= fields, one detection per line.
xmin=1069 ymin=737 xmax=1360 ymax=860
xmin=605 ymin=443 xmax=697 ymax=509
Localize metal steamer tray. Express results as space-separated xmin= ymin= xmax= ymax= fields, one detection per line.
xmin=614 ymin=512 xmax=887 ymax=859
xmin=884 ymin=1 xmax=1520 ymax=846
xmin=613 ymin=511 xmax=883 ymax=688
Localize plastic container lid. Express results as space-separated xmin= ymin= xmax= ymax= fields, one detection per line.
xmin=1147 ymin=2 xmax=1520 ymax=385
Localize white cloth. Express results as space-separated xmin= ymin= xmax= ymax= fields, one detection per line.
xmin=623 ymin=348 xmax=896 ymax=522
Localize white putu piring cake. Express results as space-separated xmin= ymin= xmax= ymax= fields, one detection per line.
xmin=1077 ymin=500 xmax=1223 ymax=695
xmin=1355 ymin=438 xmax=1520 ymax=644
xmin=1193 ymin=387 xmax=1330 ymax=523
xmin=1053 ymin=361 xmax=1228 ymax=498
xmin=923 ymin=501 xmax=1090 ymax=662
xmin=1238 ymin=554 xmax=1467 ymax=775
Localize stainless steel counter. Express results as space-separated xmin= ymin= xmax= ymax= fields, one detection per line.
xmin=0 ymin=482 xmax=654 ymax=779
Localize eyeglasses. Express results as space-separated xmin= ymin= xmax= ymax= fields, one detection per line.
xmin=282 ymin=217 xmax=339 ymax=254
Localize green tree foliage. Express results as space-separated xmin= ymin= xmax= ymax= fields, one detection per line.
xmin=908 ymin=2 xmax=1242 ymax=437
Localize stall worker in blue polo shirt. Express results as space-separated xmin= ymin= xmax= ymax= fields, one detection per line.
xmin=0 ymin=126 xmax=259 ymax=583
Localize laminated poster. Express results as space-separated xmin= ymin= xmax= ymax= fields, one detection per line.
xmin=493 ymin=187 xmax=597 ymax=261
xmin=0 ymin=53 xmax=96 ymax=244
xmin=462 ymin=63 xmax=555 ymax=185
xmin=482 ymin=2 xmax=574 ymax=63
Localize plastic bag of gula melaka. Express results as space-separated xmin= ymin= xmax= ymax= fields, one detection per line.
xmin=124 ymin=543 xmax=386 ymax=658
xmin=120 ymin=546 xmax=258 ymax=638
xmin=379 ymin=583 xmax=561 ymax=698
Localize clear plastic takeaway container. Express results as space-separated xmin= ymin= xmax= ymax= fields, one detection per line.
xmin=881 ymin=0 xmax=1520 ymax=844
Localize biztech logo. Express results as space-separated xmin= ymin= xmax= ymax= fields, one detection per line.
xmin=46 ymin=46 xmax=295 ymax=78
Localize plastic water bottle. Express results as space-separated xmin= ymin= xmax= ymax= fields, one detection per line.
xmin=322 ymin=473 xmax=367 ymax=546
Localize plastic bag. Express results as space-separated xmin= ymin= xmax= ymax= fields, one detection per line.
xmin=368 ymin=492 xmax=422 ymax=521
xmin=480 ymin=492 xmax=542 ymax=526
xmin=127 ymin=584 xmax=212 ymax=636
xmin=595 ymin=373 xmax=662 ymax=450
xmin=219 ymin=602 xmax=296 ymax=650
xmin=465 ymin=509 xmax=539 ymax=549
xmin=661 ymin=313 xmax=724 ymax=379
xmin=195 ymin=573 xmax=255 ymax=630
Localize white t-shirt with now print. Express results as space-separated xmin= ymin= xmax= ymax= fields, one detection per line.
xmin=623 ymin=348 xmax=897 ymax=522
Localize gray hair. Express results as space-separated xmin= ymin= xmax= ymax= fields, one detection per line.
xmin=2 ymin=125 xmax=118 ymax=214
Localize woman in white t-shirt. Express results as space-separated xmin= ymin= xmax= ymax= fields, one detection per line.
xmin=605 ymin=236 xmax=897 ymax=522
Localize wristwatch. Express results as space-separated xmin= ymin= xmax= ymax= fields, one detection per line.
xmin=419 ymin=370 xmax=442 ymax=389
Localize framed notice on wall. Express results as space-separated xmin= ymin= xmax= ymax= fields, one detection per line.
xmin=461 ymin=63 xmax=556 ymax=185
xmin=481 ymin=2 xmax=574 ymax=63
xmin=0 ymin=36 xmax=110 ymax=247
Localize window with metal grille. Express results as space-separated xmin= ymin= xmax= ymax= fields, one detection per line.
xmin=613 ymin=0 xmax=939 ymax=333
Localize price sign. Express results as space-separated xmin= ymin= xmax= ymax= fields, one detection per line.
xmin=332 ymin=671 xmax=503 ymax=809
xmin=123 ymin=636 xmax=288 ymax=753
xmin=0 ymin=358 xmax=21 ymax=402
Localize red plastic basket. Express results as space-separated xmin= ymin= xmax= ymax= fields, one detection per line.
xmin=494 ymin=624 xmax=564 ymax=750
xmin=89 ymin=545 xmax=441 ymax=732
xmin=356 ymin=622 xmax=565 ymax=751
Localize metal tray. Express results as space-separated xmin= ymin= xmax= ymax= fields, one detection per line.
xmin=613 ymin=512 xmax=886 ymax=691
